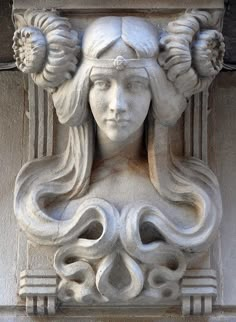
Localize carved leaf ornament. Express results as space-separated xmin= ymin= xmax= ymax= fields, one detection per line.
xmin=13 ymin=10 xmax=224 ymax=304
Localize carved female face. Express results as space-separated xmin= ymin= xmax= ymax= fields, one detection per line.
xmin=89 ymin=41 xmax=152 ymax=142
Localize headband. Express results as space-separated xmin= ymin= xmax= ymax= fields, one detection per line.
xmin=83 ymin=55 xmax=157 ymax=70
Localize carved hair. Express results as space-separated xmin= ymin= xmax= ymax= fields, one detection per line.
xmin=13 ymin=9 xmax=80 ymax=89
xmin=158 ymin=10 xmax=225 ymax=97
xmin=52 ymin=16 xmax=187 ymax=127
xmin=15 ymin=16 xmax=222 ymax=252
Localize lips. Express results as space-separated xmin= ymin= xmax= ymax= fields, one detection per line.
xmin=106 ymin=118 xmax=129 ymax=125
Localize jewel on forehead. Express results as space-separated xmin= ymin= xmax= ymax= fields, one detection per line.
xmin=113 ymin=56 xmax=128 ymax=70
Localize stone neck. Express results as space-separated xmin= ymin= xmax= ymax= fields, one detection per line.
xmin=95 ymin=126 xmax=145 ymax=162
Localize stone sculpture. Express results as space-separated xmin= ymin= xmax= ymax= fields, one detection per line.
xmin=13 ymin=8 xmax=224 ymax=314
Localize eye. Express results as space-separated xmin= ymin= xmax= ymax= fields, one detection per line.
xmin=127 ymin=80 xmax=147 ymax=91
xmin=93 ymin=79 xmax=111 ymax=90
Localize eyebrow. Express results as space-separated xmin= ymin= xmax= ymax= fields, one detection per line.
xmin=90 ymin=73 xmax=112 ymax=80
xmin=90 ymin=71 xmax=149 ymax=81
xmin=126 ymin=74 xmax=149 ymax=81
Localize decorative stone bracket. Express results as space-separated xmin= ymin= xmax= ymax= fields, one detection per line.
xmin=12 ymin=0 xmax=224 ymax=316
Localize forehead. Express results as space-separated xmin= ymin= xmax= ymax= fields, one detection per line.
xmin=90 ymin=67 xmax=149 ymax=79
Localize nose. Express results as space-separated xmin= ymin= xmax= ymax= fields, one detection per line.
xmin=109 ymin=84 xmax=128 ymax=115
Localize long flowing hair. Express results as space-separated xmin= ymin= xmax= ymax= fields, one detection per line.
xmin=14 ymin=16 xmax=221 ymax=252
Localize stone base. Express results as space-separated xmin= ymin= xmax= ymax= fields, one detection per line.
xmin=181 ymin=269 xmax=217 ymax=315
xmin=19 ymin=270 xmax=57 ymax=315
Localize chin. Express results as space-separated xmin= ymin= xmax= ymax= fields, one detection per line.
xmin=106 ymin=132 xmax=130 ymax=143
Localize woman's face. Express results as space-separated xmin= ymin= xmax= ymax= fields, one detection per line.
xmin=88 ymin=41 xmax=152 ymax=142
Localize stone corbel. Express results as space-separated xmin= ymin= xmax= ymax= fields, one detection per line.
xmin=12 ymin=2 xmax=225 ymax=316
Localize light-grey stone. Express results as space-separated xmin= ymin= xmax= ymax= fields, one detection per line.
xmin=11 ymin=7 xmax=225 ymax=315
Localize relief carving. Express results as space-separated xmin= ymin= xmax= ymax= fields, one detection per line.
xmin=13 ymin=10 xmax=79 ymax=89
xmin=13 ymin=8 xmax=224 ymax=314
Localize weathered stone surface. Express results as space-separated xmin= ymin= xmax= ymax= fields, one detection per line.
xmin=2 ymin=66 xmax=236 ymax=321
xmin=1 ymin=0 xmax=236 ymax=320
xmin=0 ymin=71 xmax=24 ymax=305
xmin=12 ymin=7 xmax=224 ymax=315
xmin=209 ymin=72 xmax=236 ymax=306
xmin=13 ymin=0 xmax=224 ymax=10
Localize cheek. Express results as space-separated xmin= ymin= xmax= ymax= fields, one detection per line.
xmin=89 ymin=89 xmax=106 ymax=121
xmin=131 ymin=91 xmax=151 ymax=123
xmin=141 ymin=91 xmax=152 ymax=110
xmin=89 ymin=89 xmax=100 ymax=110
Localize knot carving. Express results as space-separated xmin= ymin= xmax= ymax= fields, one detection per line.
xmin=54 ymin=201 xmax=187 ymax=304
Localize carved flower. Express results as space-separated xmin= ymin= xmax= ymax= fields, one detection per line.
xmin=113 ymin=56 xmax=128 ymax=70
xmin=192 ymin=30 xmax=225 ymax=77
xmin=13 ymin=27 xmax=46 ymax=73
xmin=12 ymin=9 xmax=80 ymax=90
